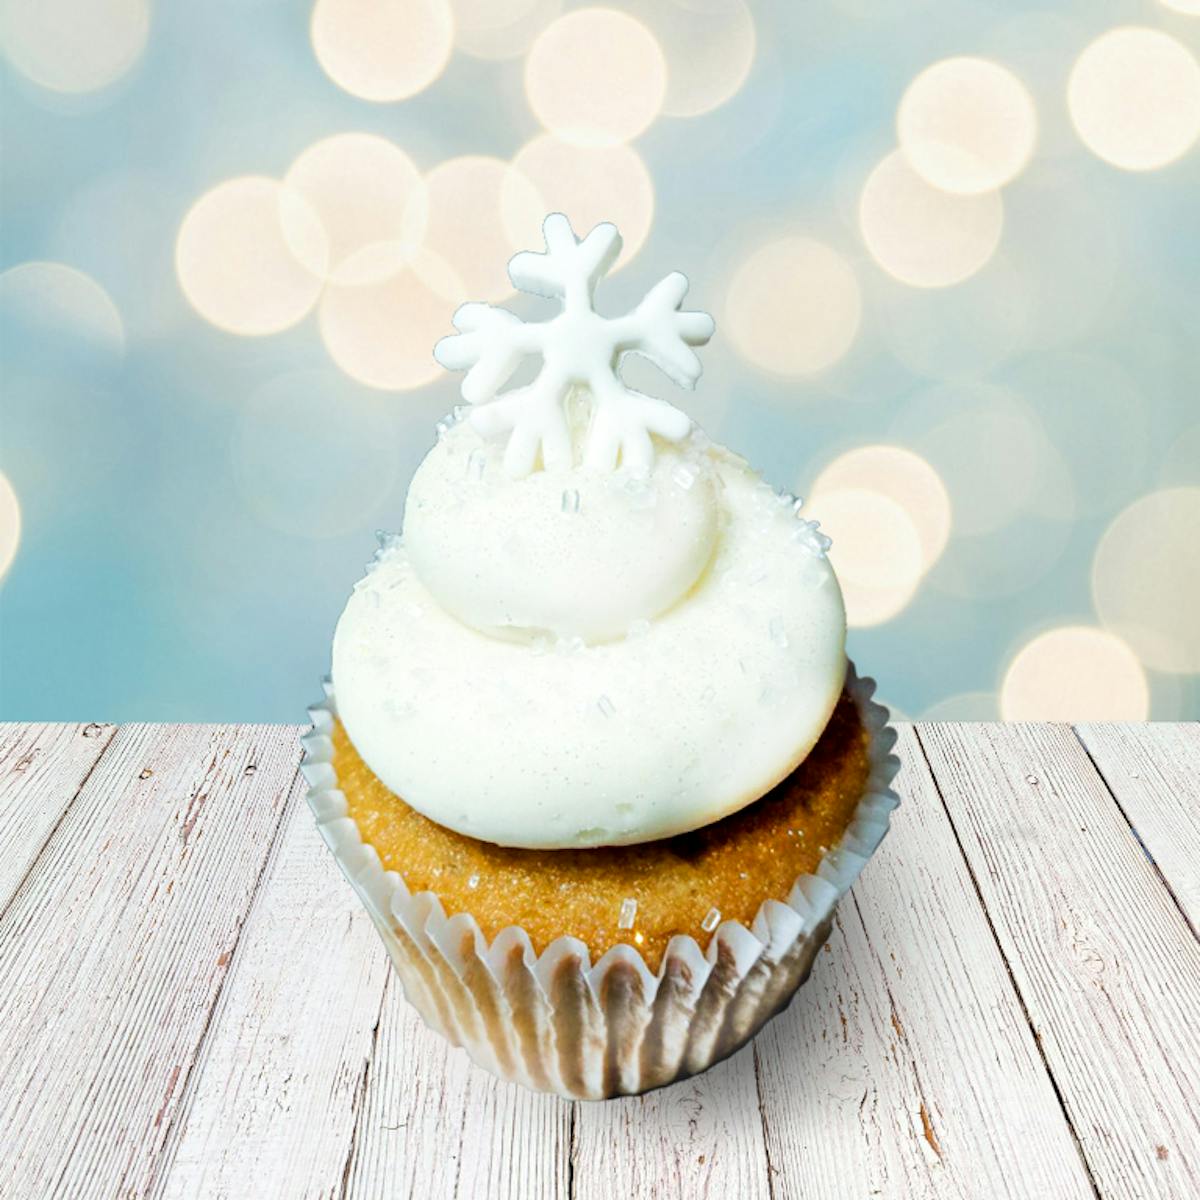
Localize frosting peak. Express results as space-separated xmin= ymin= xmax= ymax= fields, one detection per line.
xmin=404 ymin=415 xmax=719 ymax=643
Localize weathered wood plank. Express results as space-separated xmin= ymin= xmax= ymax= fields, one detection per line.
xmin=0 ymin=722 xmax=116 ymax=912
xmin=0 ymin=724 xmax=299 ymax=1200
xmin=918 ymin=722 xmax=1200 ymax=1200
xmin=573 ymin=1034 xmax=771 ymax=1199
xmin=344 ymin=975 xmax=573 ymax=1200
xmin=1074 ymin=723 xmax=1200 ymax=938
xmin=155 ymin=777 xmax=390 ymax=1200
xmin=754 ymin=727 xmax=1095 ymax=1200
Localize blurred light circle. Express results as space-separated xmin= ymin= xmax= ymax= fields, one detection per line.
xmin=176 ymin=177 xmax=327 ymax=337
xmin=859 ymin=151 xmax=1003 ymax=288
xmin=311 ymin=0 xmax=453 ymax=102
xmin=421 ymin=156 xmax=545 ymax=300
xmin=1001 ymin=626 xmax=1149 ymax=720
xmin=0 ymin=0 xmax=149 ymax=94
xmin=724 ymin=237 xmax=861 ymax=376
xmin=922 ymin=691 xmax=998 ymax=720
xmin=898 ymin=56 xmax=1036 ymax=195
xmin=510 ymin=134 xmax=653 ymax=270
xmin=452 ymin=0 xmax=561 ymax=61
xmin=650 ymin=0 xmax=756 ymax=119
xmin=1000 ymin=353 xmax=1149 ymax=517
xmin=319 ymin=250 xmax=465 ymax=390
xmin=0 ymin=472 xmax=20 ymax=580
xmin=804 ymin=487 xmax=925 ymax=627
xmin=893 ymin=383 xmax=1049 ymax=536
xmin=875 ymin=252 xmax=1032 ymax=379
xmin=1068 ymin=28 xmax=1200 ymax=171
xmin=0 ymin=261 xmax=125 ymax=360
xmin=524 ymin=8 xmax=666 ymax=146
xmin=1161 ymin=423 xmax=1200 ymax=486
xmin=1160 ymin=0 xmax=1200 ymax=12
xmin=232 ymin=370 xmax=398 ymax=538
xmin=812 ymin=445 xmax=951 ymax=570
xmin=48 ymin=168 xmax=186 ymax=340
xmin=1092 ymin=487 xmax=1200 ymax=673
xmin=284 ymin=133 xmax=427 ymax=286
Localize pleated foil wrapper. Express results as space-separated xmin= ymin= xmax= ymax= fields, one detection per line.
xmin=302 ymin=660 xmax=900 ymax=1100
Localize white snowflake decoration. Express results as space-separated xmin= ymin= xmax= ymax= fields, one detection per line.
xmin=433 ymin=213 xmax=715 ymax=477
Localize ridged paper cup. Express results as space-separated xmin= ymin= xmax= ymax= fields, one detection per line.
xmin=302 ymin=660 xmax=900 ymax=1099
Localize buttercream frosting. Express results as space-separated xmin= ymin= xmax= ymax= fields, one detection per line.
xmin=333 ymin=419 xmax=847 ymax=848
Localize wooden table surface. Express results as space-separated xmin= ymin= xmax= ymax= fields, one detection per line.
xmin=1 ymin=721 xmax=1197 ymax=1200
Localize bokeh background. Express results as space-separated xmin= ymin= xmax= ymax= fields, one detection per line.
xmin=2 ymin=0 xmax=1198 ymax=722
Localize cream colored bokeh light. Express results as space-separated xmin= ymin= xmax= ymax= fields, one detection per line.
xmin=283 ymin=133 xmax=427 ymax=286
xmin=1068 ymin=27 xmax=1200 ymax=171
xmin=319 ymin=251 xmax=464 ymax=390
xmin=510 ymin=135 xmax=653 ymax=270
xmin=859 ymin=150 xmax=1003 ymax=287
xmin=311 ymin=0 xmax=453 ymax=102
xmin=804 ymin=488 xmax=925 ymax=627
xmin=524 ymin=8 xmax=666 ymax=145
xmin=1092 ymin=487 xmax=1200 ymax=673
xmin=812 ymin=445 xmax=951 ymax=571
xmin=0 ymin=261 xmax=125 ymax=357
xmin=650 ymin=0 xmax=756 ymax=118
xmin=452 ymin=0 xmax=561 ymax=61
xmin=1001 ymin=626 xmax=1149 ymax=720
xmin=725 ymin=237 xmax=861 ymax=376
xmin=898 ymin=56 xmax=1037 ymax=194
xmin=0 ymin=472 xmax=20 ymax=581
xmin=1160 ymin=0 xmax=1200 ymax=13
xmin=0 ymin=0 xmax=149 ymax=93
xmin=422 ymin=157 xmax=545 ymax=301
xmin=176 ymin=176 xmax=327 ymax=336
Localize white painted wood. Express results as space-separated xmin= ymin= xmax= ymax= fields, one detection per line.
xmin=0 ymin=722 xmax=116 ymax=911
xmin=919 ymin=722 xmax=1200 ymax=1200
xmin=0 ymin=723 xmax=299 ymax=1200
xmin=754 ymin=727 xmax=1095 ymax=1200
xmin=344 ymin=975 xmax=573 ymax=1200
xmin=155 ymin=781 xmax=391 ymax=1200
xmin=1075 ymin=723 xmax=1200 ymax=937
xmin=573 ymin=1038 xmax=771 ymax=1200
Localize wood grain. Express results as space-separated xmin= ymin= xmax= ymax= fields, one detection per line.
xmin=156 ymin=781 xmax=391 ymax=1200
xmin=0 ymin=723 xmax=298 ymax=1200
xmin=343 ymin=975 xmax=573 ymax=1200
xmin=1075 ymin=722 xmax=1200 ymax=939
xmin=573 ymin=1039 xmax=771 ymax=1200
xmin=0 ymin=722 xmax=116 ymax=913
xmin=754 ymin=727 xmax=1095 ymax=1200
xmin=1 ymin=721 xmax=1196 ymax=1199
xmin=918 ymin=722 xmax=1200 ymax=1200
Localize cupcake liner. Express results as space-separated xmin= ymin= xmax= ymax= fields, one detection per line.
xmin=302 ymin=660 xmax=900 ymax=1099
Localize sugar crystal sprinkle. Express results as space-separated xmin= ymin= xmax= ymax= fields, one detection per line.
xmin=597 ymin=694 xmax=616 ymax=718
xmin=465 ymin=448 xmax=486 ymax=481
xmin=561 ymin=488 xmax=581 ymax=514
xmin=672 ymin=463 xmax=697 ymax=491
xmin=618 ymin=898 xmax=638 ymax=929
xmin=627 ymin=618 xmax=651 ymax=639
xmin=701 ymin=907 xmax=721 ymax=932
xmin=769 ymin=616 xmax=789 ymax=647
xmin=467 ymin=873 xmax=480 ymax=890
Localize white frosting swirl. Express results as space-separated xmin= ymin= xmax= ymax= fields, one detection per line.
xmin=404 ymin=419 xmax=718 ymax=643
xmin=332 ymin=420 xmax=848 ymax=849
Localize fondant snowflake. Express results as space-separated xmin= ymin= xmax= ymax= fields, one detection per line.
xmin=433 ymin=213 xmax=715 ymax=477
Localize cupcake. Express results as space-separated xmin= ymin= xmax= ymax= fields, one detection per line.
xmin=304 ymin=214 xmax=900 ymax=1099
